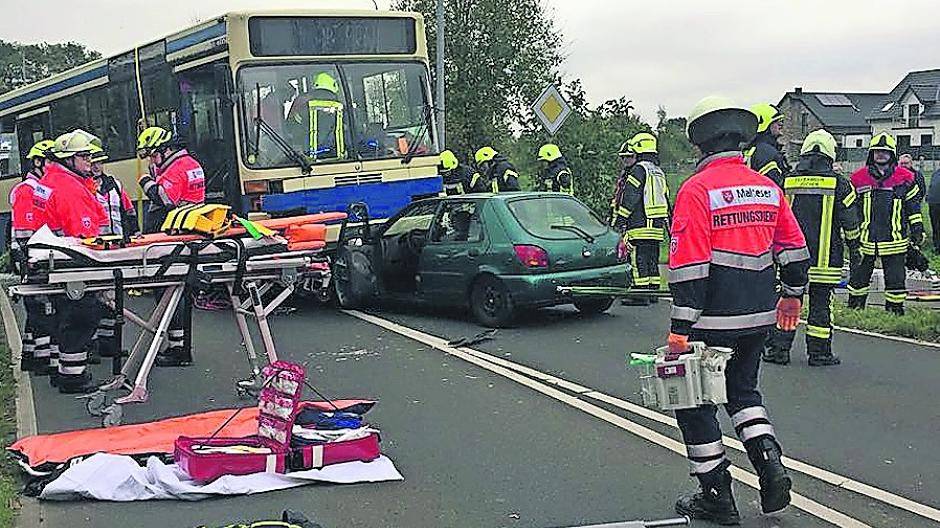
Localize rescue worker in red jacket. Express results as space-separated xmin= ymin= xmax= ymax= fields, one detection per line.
xmin=90 ymin=143 xmax=139 ymax=360
xmin=40 ymin=129 xmax=108 ymax=393
xmin=137 ymin=126 xmax=206 ymax=367
xmin=668 ymin=96 xmax=809 ymax=524
xmin=9 ymin=139 xmax=55 ymax=373
xmin=847 ymin=132 xmax=923 ymax=315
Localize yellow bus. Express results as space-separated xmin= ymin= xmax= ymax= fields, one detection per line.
xmin=0 ymin=9 xmax=441 ymax=243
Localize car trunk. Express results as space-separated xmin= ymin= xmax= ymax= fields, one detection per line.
xmin=504 ymin=196 xmax=623 ymax=273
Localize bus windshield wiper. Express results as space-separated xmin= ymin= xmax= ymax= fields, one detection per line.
xmin=402 ymin=84 xmax=435 ymax=165
xmin=551 ymin=224 xmax=595 ymax=243
xmin=252 ymin=83 xmax=312 ymax=174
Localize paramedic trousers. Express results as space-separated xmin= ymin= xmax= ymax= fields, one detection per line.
xmin=771 ymin=283 xmax=835 ymax=358
xmin=675 ymin=331 xmax=780 ymax=479
xmin=22 ymin=297 xmax=55 ymax=372
xmin=848 ymin=253 xmax=906 ymax=313
xmin=51 ymin=295 xmax=105 ymax=381
xmin=631 ymin=240 xmax=661 ymax=289
xmin=96 ymin=305 xmax=120 ymax=357
xmin=165 ymin=289 xmax=193 ymax=362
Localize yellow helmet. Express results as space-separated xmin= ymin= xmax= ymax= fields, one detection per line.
xmin=537 ymin=143 xmax=562 ymax=162
xmin=475 ymin=146 xmax=498 ymax=164
xmin=618 ymin=141 xmax=633 ymax=157
xmin=800 ymin=129 xmax=837 ymax=160
xmin=627 ymin=132 xmax=657 ymax=154
xmin=869 ymin=132 xmax=897 ymax=154
xmin=313 ymin=72 xmax=339 ymax=94
xmin=687 ymin=96 xmax=758 ymax=147
xmin=750 ymin=103 xmax=784 ymax=134
xmin=26 ymin=139 xmax=55 ymax=159
xmin=137 ymin=126 xmax=173 ymax=154
xmin=89 ymin=142 xmax=109 ymax=163
xmin=439 ymin=149 xmax=459 ymax=171
xmin=52 ymin=129 xmax=100 ymax=159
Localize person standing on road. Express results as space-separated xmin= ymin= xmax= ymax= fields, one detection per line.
xmin=899 ymin=153 xmax=926 ymax=204
xmin=668 ymin=96 xmax=809 ymax=524
xmin=744 ymin=103 xmax=789 ymax=188
xmin=764 ymin=130 xmax=860 ymax=366
xmin=847 ymin=132 xmax=923 ymax=315
xmin=475 ymin=146 xmax=520 ymax=193
xmin=536 ymin=143 xmax=574 ymax=195
xmin=9 ymin=139 xmax=55 ymax=374
xmin=137 ymin=126 xmax=206 ymax=367
xmin=40 ymin=129 xmax=109 ymax=394
xmin=611 ymin=132 xmax=670 ymax=302
xmin=928 ymin=167 xmax=940 ymax=252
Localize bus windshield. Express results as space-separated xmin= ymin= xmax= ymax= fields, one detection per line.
xmin=239 ymin=61 xmax=434 ymax=169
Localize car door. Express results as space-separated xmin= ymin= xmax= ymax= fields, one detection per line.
xmin=374 ymin=200 xmax=441 ymax=294
xmin=418 ymin=199 xmax=489 ymax=301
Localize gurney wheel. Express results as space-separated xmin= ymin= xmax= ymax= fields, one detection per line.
xmin=101 ymin=404 xmax=124 ymax=428
xmin=84 ymin=391 xmax=108 ymax=417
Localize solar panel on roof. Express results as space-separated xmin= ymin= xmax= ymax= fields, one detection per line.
xmin=816 ymin=94 xmax=853 ymax=106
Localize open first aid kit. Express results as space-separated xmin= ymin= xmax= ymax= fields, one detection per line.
xmin=629 ymin=342 xmax=733 ymax=411
xmin=174 ymin=361 xmax=381 ymax=482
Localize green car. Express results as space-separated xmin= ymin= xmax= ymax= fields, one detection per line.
xmin=333 ymin=193 xmax=631 ymax=327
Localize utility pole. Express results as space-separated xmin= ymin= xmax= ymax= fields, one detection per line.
xmin=435 ymin=0 xmax=445 ymax=148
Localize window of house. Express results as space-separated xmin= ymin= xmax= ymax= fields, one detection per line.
xmin=908 ymin=103 xmax=920 ymax=128
xmin=800 ymin=113 xmax=808 ymax=136
xmin=898 ymin=135 xmax=911 ymax=151
xmin=921 ymin=134 xmax=932 ymax=146
xmin=855 ymin=138 xmax=864 ymax=148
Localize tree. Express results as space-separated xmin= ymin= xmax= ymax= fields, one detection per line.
xmin=0 ymin=40 xmax=101 ymax=95
xmin=394 ymin=0 xmax=563 ymax=157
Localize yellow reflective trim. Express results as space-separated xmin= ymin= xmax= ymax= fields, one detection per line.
xmin=806 ymin=325 xmax=832 ymax=339
xmin=884 ymin=291 xmax=907 ymax=303
xmin=818 ymin=195 xmax=834 ymax=268
xmin=909 ymin=213 xmax=923 ymax=224
xmin=906 ymin=186 xmax=919 ymax=200
xmin=891 ymin=199 xmax=902 ymax=243
xmin=860 ymin=192 xmax=871 ymax=244
xmin=847 ymin=285 xmax=869 ymax=296
xmin=784 ymin=175 xmax=837 ymax=190
xmin=842 ymin=189 xmax=857 ymax=208
xmin=843 ymin=227 xmax=860 ymax=240
xmin=758 ymin=161 xmax=780 ymax=176
xmin=616 ymin=207 xmax=632 ymax=219
xmin=627 ymin=175 xmax=642 ymax=188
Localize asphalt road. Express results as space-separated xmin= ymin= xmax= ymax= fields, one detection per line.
xmin=15 ymin=294 xmax=940 ymax=528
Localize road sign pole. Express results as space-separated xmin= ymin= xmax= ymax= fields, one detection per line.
xmin=436 ymin=0 xmax=446 ymax=149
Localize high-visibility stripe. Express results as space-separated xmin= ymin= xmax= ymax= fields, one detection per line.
xmin=671 ymin=306 xmax=703 ymax=322
xmin=891 ymin=199 xmax=902 ymax=243
xmin=687 ymin=440 xmax=725 ymax=458
xmin=758 ymin=161 xmax=779 ymax=176
xmin=884 ymin=291 xmax=907 ymax=303
xmin=906 ymin=186 xmax=919 ymax=200
xmin=668 ymin=263 xmax=710 ymax=283
xmin=740 ymin=423 xmax=776 ymax=442
xmin=843 ymin=189 xmax=857 ymax=208
xmin=847 ymin=285 xmax=869 ymax=296
xmin=784 ymin=175 xmax=837 ymax=190
xmin=808 ymin=267 xmax=843 ymax=284
xmin=689 ymin=456 xmax=728 ymax=475
xmin=626 ymin=175 xmax=641 ymax=188
xmin=693 ymin=310 xmax=777 ymax=330
xmin=731 ymin=406 xmax=769 ymax=427
xmin=781 ymin=283 xmax=806 ymax=296
xmin=616 ymin=207 xmax=632 ymax=219
xmin=775 ymin=246 xmax=810 ymax=265
xmin=843 ymin=227 xmax=860 ymax=240
xmin=909 ymin=213 xmax=923 ymax=224
xmin=630 ymin=248 xmax=640 ymax=285
xmin=806 ymin=325 xmax=832 ymax=339
xmin=860 ymin=193 xmax=872 ymax=245
xmin=626 ymin=227 xmax=664 ymax=240
xmin=818 ymin=194 xmax=834 ymax=268
xmin=712 ymin=250 xmax=773 ymax=271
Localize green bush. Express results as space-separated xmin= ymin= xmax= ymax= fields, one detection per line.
xmin=0 ymin=328 xmax=18 ymax=527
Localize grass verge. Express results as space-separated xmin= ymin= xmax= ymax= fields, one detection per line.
xmin=0 ymin=319 xmax=19 ymax=528
xmin=830 ymin=300 xmax=940 ymax=342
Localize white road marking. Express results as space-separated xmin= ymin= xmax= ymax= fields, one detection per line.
xmin=345 ymin=310 xmax=873 ymax=528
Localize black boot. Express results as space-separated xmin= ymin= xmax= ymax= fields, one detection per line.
xmin=155 ymin=346 xmax=193 ymax=367
xmin=745 ymin=437 xmax=791 ymax=514
xmin=762 ymin=345 xmax=790 ymax=365
xmin=675 ymin=468 xmax=740 ymax=525
xmin=57 ymin=371 xmax=99 ymax=394
xmin=886 ymin=303 xmax=905 ymax=316
xmin=807 ymin=340 xmax=840 ymax=366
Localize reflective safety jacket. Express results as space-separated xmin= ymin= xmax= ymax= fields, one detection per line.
xmin=610 ymin=157 xmax=670 ymax=241
xmin=783 ymin=155 xmax=860 ymax=284
xmin=442 ymin=164 xmax=477 ymax=196
xmin=96 ymin=174 xmax=138 ymax=237
xmin=39 ymin=162 xmax=106 ymax=238
xmin=288 ymin=94 xmax=346 ymax=160
xmin=483 ymin=155 xmax=520 ymax=193
xmin=745 ymin=133 xmax=789 ymax=188
xmin=539 ymin=158 xmax=574 ymax=195
xmin=668 ymin=152 xmax=809 ymax=335
xmin=9 ymin=171 xmax=48 ymax=247
xmin=141 ymin=149 xmax=206 ymax=210
xmin=850 ymin=164 xmax=923 ymax=256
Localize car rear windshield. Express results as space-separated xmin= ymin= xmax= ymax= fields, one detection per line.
xmin=507 ymin=197 xmax=608 ymax=240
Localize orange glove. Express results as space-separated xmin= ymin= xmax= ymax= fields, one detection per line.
xmin=776 ymin=297 xmax=801 ymax=331
xmin=667 ymin=332 xmax=690 ymax=355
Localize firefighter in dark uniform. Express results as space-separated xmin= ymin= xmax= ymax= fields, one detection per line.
xmin=765 ymin=130 xmax=860 ymax=366
xmin=474 ymin=146 xmax=520 ymax=192
xmin=438 ymin=149 xmax=477 ymax=196
xmin=610 ymin=132 xmax=670 ymax=303
xmin=668 ymin=96 xmax=809 ymax=524
xmin=745 ymin=103 xmax=789 ymax=188
xmin=536 ymin=143 xmax=573 ymax=195
xmin=848 ymin=132 xmax=924 ymax=315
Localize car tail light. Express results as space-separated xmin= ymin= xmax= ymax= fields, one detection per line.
xmin=513 ymin=244 xmax=549 ymax=268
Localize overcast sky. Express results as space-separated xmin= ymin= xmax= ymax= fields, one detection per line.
xmin=3 ymin=0 xmax=939 ymax=121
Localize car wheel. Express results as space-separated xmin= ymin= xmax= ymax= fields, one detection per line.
xmin=574 ymin=297 xmax=614 ymax=315
xmin=332 ymin=247 xmax=367 ymax=309
xmin=470 ymin=275 xmax=515 ymax=328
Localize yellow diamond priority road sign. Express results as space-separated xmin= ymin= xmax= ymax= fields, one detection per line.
xmin=532 ymin=84 xmax=571 ymax=136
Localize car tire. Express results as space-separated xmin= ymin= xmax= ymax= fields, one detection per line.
xmin=470 ymin=275 xmax=515 ymax=328
xmin=574 ymin=297 xmax=614 ymax=315
xmin=332 ymin=247 xmax=368 ymax=310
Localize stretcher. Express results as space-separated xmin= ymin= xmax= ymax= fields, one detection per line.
xmin=9 ymin=214 xmax=344 ymax=427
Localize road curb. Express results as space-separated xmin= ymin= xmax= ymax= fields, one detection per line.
xmin=0 ymin=290 xmax=42 ymax=527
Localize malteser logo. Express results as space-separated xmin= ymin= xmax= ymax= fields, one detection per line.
xmin=709 ymin=185 xmax=778 ymax=210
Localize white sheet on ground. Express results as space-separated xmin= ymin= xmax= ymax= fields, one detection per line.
xmin=40 ymin=453 xmax=403 ymax=502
